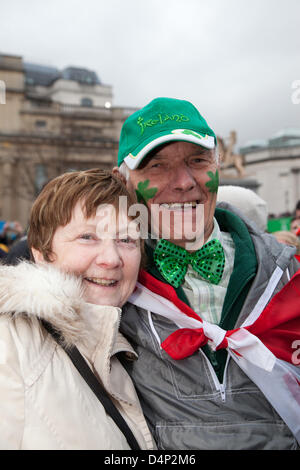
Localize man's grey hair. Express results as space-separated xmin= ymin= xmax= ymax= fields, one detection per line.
xmin=119 ymin=161 xmax=131 ymax=181
xmin=119 ymin=145 xmax=220 ymax=180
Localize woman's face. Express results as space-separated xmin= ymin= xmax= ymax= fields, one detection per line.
xmin=35 ymin=201 xmax=141 ymax=307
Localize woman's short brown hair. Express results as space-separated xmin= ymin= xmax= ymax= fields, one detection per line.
xmin=28 ymin=168 xmax=139 ymax=262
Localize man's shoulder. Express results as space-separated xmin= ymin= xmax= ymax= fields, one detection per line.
xmin=120 ymin=302 xmax=146 ymax=333
xmin=216 ymin=204 xmax=297 ymax=265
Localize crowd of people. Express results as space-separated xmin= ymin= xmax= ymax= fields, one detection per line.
xmin=0 ymin=221 xmax=25 ymax=259
xmin=0 ymin=97 xmax=299 ymax=450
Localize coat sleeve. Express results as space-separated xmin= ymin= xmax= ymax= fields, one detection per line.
xmin=0 ymin=316 xmax=25 ymax=449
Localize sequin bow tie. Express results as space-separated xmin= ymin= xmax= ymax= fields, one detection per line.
xmin=154 ymin=238 xmax=225 ymax=288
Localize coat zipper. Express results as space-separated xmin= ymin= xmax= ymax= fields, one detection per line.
xmin=199 ymin=349 xmax=230 ymax=402
xmin=147 ymin=310 xmax=231 ymax=402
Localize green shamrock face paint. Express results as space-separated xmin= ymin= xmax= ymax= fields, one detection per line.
xmin=205 ymin=169 xmax=219 ymax=193
xmin=135 ymin=179 xmax=158 ymax=204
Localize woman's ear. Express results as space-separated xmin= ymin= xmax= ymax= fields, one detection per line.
xmin=31 ymin=247 xmax=45 ymax=264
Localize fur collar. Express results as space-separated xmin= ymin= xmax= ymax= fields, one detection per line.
xmin=0 ymin=261 xmax=120 ymax=348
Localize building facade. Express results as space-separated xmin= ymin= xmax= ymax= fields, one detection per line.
xmin=0 ymin=53 xmax=136 ymax=227
xmin=239 ymin=130 xmax=300 ymax=217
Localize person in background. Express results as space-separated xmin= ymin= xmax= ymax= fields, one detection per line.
xmin=0 ymin=169 xmax=155 ymax=450
xmin=273 ymin=230 xmax=300 ymax=262
xmin=113 ymin=97 xmax=300 ymax=450
xmin=0 ymin=221 xmax=24 ymax=251
xmin=3 ymin=236 xmax=30 ymax=265
xmin=216 ymin=185 xmax=268 ymax=232
xmin=290 ymin=217 xmax=300 ymax=237
xmin=294 ymin=200 xmax=300 ymax=219
xmin=0 ymin=244 xmax=8 ymax=259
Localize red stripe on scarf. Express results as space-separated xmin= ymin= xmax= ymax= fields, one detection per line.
xmin=138 ymin=270 xmax=202 ymax=323
xmin=245 ymin=270 xmax=300 ymax=363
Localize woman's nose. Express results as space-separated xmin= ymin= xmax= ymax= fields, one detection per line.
xmin=95 ymin=240 xmax=122 ymax=267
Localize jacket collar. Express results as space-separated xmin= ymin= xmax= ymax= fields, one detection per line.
xmin=0 ymin=261 xmax=136 ymax=359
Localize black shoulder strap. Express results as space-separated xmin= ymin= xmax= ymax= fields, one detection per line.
xmin=41 ymin=319 xmax=141 ymax=450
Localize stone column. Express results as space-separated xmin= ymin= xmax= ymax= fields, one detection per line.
xmin=0 ymin=156 xmax=13 ymax=221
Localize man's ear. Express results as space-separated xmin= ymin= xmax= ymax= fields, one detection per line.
xmin=31 ymin=247 xmax=46 ymax=264
xmin=112 ymin=166 xmax=127 ymax=185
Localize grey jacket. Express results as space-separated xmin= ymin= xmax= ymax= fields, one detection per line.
xmin=120 ymin=206 xmax=300 ymax=450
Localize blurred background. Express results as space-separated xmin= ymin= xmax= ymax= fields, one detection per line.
xmin=0 ymin=0 xmax=300 ymax=247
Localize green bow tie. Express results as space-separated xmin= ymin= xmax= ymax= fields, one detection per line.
xmin=154 ymin=238 xmax=225 ymax=288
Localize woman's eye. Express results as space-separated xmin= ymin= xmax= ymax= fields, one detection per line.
xmin=117 ymin=236 xmax=138 ymax=246
xmin=79 ymin=233 xmax=95 ymax=241
xmin=118 ymin=237 xmax=130 ymax=243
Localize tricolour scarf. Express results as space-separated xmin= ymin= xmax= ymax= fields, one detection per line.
xmin=128 ymin=267 xmax=300 ymax=443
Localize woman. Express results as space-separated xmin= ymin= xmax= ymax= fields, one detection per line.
xmin=0 ymin=169 xmax=154 ymax=450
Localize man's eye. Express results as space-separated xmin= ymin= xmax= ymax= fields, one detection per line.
xmin=146 ymin=163 xmax=161 ymax=170
xmin=190 ymin=157 xmax=210 ymax=165
xmin=145 ymin=161 xmax=163 ymax=170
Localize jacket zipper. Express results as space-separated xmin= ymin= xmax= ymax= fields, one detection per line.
xmin=147 ymin=310 xmax=231 ymax=402
xmin=198 ymin=268 xmax=285 ymax=401
xmin=199 ymin=349 xmax=230 ymax=402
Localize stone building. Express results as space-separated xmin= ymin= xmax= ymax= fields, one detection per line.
xmin=0 ymin=53 xmax=136 ymax=227
xmin=239 ymin=130 xmax=300 ymax=217
xmin=217 ymin=128 xmax=300 ymax=218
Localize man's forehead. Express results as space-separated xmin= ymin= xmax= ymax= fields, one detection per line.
xmin=157 ymin=141 xmax=211 ymax=154
xmin=139 ymin=141 xmax=212 ymax=167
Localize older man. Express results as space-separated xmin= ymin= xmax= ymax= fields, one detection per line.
xmin=114 ymin=97 xmax=300 ymax=450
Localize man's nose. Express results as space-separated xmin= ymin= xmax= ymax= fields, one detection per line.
xmin=171 ymin=166 xmax=196 ymax=192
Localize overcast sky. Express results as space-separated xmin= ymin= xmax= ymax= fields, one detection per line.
xmin=1 ymin=0 xmax=299 ymax=148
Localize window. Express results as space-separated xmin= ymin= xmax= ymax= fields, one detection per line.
xmin=81 ymin=97 xmax=93 ymax=107
xmin=35 ymin=120 xmax=47 ymax=128
xmin=35 ymin=164 xmax=48 ymax=195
